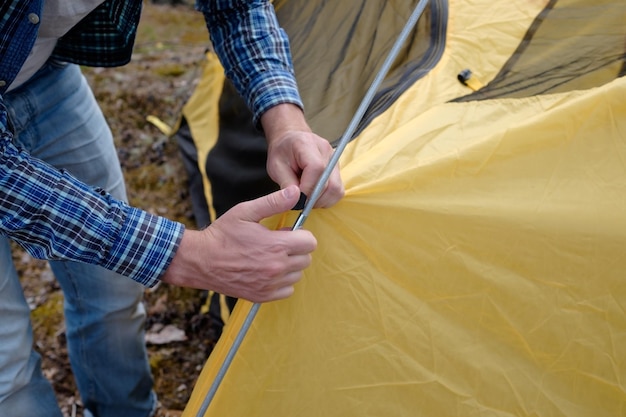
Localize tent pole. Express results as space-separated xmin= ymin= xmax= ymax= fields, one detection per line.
xmin=292 ymin=0 xmax=429 ymax=229
xmin=196 ymin=0 xmax=430 ymax=414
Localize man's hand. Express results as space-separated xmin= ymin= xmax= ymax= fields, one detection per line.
xmin=261 ymin=103 xmax=344 ymax=208
xmin=161 ymin=185 xmax=316 ymax=303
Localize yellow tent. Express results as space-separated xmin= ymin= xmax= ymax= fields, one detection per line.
xmin=178 ymin=0 xmax=626 ymax=415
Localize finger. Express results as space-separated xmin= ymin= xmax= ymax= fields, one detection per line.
xmin=267 ymin=269 xmax=306 ymax=301
xmin=236 ymin=185 xmax=301 ymax=223
xmin=268 ymin=285 xmax=295 ymax=301
xmin=294 ymin=143 xmax=330 ymax=198
xmin=268 ymin=156 xmax=300 ymax=189
xmin=285 ymin=252 xmax=313 ymax=272
xmin=278 ymin=230 xmax=317 ymax=255
xmin=313 ymin=166 xmax=345 ymax=208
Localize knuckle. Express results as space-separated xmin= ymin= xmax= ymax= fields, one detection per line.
xmin=331 ymin=182 xmax=345 ymax=198
xmin=263 ymin=260 xmax=285 ymax=278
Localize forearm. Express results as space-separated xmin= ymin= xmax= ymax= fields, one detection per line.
xmin=0 ymin=127 xmax=183 ymax=286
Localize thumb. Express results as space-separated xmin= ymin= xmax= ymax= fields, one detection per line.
xmin=237 ymin=185 xmax=301 ymax=223
xmin=270 ymin=161 xmax=300 ymax=190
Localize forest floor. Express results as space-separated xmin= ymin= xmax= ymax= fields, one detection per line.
xmin=17 ymin=3 xmax=218 ymax=416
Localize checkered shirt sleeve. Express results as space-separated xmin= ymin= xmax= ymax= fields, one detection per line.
xmin=0 ymin=115 xmax=183 ymax=287
xmin=197 ymin=0 xmax=304 ymax=127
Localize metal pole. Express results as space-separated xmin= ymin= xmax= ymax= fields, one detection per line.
xmin=196 ymin=1 xmax=429 ymax=414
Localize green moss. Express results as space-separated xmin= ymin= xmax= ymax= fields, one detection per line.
xmin=135 ymin=4 xmax=208 ymax=47
xmin=149 ymin=352 xmax=165 ymax=371
xmin=31 ymin=291 xmax=65 ymax=338
xmin=154 ymin=63 xmax=187 ymax=77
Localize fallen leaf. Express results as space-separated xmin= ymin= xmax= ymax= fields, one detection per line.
xmin=146 ymin=324 xmax=188 ymax=345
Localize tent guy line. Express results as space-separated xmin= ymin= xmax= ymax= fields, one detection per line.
xmin=195 ymin=0 xmax=430 ymax=415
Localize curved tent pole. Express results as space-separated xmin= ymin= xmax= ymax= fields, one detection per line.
xmin=196 ymin=1 xmax=430 ymax=414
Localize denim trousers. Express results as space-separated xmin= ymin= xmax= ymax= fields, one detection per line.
xmin=0 ymin=62 xmax=156 ymax=417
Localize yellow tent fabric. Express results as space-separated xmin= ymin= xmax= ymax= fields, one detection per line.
xmin=180 ymin=52 xmax=225 ymax=223
xmin=181 ymin=0 xmax=626 ymax=415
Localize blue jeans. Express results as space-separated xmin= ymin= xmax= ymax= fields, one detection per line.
xmin=0 ymin=62 xmax=156 ymax=417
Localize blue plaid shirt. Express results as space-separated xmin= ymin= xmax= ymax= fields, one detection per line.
xmin=0 ymin=0 xmax=303 ymax=286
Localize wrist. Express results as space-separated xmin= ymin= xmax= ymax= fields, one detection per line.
xmin=261 ymin=103 xmax=311 ymax=144
xmin=160 ymin=229 xmax=206 ymax=288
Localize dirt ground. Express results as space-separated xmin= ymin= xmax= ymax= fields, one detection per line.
xmin=17 ymin=3 xmax=220 ymax=416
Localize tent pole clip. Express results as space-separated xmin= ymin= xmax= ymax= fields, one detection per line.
xmin=457 ymin=68 xmax=473 ymax=85
xmin=457 ymin=68 xmax=484 ymax=91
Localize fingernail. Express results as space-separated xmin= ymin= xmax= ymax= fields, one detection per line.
xmin=283 ymin=185 xmax=296 ymax=199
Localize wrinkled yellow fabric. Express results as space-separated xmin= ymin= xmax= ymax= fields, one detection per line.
xmin=182 ymin=0 xmax=626 ymax=415
xmin=185 ymin=75 xmax=626 ymax=417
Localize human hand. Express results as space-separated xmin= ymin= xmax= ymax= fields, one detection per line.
xmin=261 ymin=104 xmax=344 ymax=208
xmin=160 ymin=185 xmax=317 ymax=303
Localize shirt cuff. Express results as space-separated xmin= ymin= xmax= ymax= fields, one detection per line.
xmin=248 ymin=69 xmax=304 ymax=128
xmin=102 ymin=206 xmax=184 ymax=287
